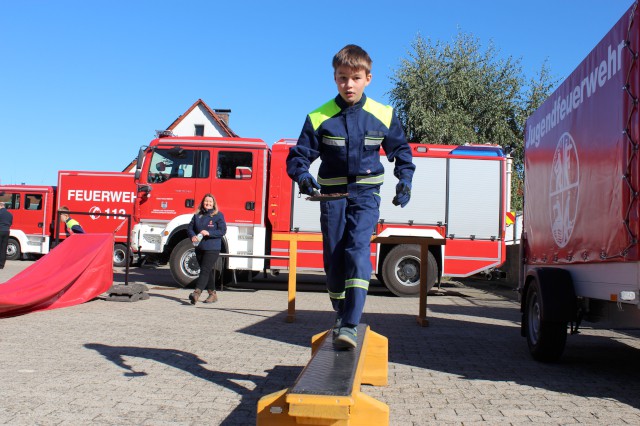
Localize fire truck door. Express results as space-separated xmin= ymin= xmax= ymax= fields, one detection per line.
xmin=14 ymin=192 xmax=49 ymax=237
xmin=209 ymin=149 xmax=258 ymax=225
xmin=144 ymin=148 xmax=199 ymax=220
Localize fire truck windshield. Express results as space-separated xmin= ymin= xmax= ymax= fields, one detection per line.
xmin=147 ymin=149 xmax=196 ymax=183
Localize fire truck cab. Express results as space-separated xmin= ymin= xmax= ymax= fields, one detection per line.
xmin=0 ymin=185 xmax=55 ymax=260
xmin=131 ymin=136 xmax=269 ymax=283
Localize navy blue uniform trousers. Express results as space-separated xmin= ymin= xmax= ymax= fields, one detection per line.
xmin=320 ymin=188 xmax=380 ymax=326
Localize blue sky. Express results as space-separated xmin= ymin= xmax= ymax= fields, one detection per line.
xmin=0 ymin=1 xmax=634 ymax=185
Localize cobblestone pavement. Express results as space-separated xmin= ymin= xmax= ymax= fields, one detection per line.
xmin=1 ymin=260 xmax=640 ymax=425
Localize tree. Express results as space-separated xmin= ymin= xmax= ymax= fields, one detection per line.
xmin=389 ymin=32 xmax=557 ymax=211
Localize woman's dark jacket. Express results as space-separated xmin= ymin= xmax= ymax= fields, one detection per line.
xmin=187 ymin=210 xmax=226 ymax=251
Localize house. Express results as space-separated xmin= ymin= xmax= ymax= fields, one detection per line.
xmin=164 ymin=98 xmax=238 ymax=138
xmin=123 ymin=99 xmax=237 ymax=172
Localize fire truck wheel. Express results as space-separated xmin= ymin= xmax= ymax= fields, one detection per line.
xmin=381 ymin=244 xmax=436 ymax=297
xmin=6 ymin=238 xmax=21 ymax=261
xmin=524 ymin=279 xmax=567 ymax=362
xmin=169 ymin=239 xmax=199 ymax=288
xmin=113 ymin=243 xmax=131 ymax=268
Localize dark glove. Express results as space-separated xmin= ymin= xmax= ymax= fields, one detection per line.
xmin=392 ymin=179 xmax=411 ymax=207
xmin=297 ymin=172 xmax=321 ymax=196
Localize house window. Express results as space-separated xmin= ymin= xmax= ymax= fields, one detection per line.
xmin=195 ymin=124 xmax=204 ymax=136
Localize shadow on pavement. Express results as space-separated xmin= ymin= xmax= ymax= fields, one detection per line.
xmin=84 ymin=343 xmax=301 ymax=425
xmin=108 ymin=266 xmax=640 ymax=415
xmin=84 ymin=303 xmax=640 ymax=425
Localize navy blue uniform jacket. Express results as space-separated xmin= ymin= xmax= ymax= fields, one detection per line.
xmin=286 ymin=94 xmax=415 ymax=194
xmin=187 ymin=211 xmax=226 ymax=251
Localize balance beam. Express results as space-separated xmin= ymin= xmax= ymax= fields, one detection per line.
xmin=257 ymin=324 xmax=389 ymax=425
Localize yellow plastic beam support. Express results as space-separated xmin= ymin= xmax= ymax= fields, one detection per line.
xmin=257 ymin=326 xmax=389 ymax=425
xmin=257 ymin=391 xmax=388 ymax=426
xmin=360 ymin=329 xmax=388 ymax=387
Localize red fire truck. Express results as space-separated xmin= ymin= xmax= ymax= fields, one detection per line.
xmin=131 ymin=136 xmax=511 ymax=296
xmin=0 ymin=171 xmax=136 ymax=267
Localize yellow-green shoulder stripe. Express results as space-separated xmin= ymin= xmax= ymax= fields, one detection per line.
xmin=309 ymin=99 xmax=341 ymax=130
xmin=363 ymin=98 xmax=393 ymax=129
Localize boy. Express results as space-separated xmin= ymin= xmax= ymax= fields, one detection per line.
xmin=58 ymin=206 xmax=85 ymax=236
xmin=286 ymin=44 xmax=415 ymax=349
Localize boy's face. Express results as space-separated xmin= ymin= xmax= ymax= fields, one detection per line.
xmin=334 ymin=66 xmax=371 ymax=106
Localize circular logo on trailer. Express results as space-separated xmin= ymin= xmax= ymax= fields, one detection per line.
xmin=89 ymin=206 xmax=101 ymax=220
xmin=549 ymin=132 xmax=579 ymax=248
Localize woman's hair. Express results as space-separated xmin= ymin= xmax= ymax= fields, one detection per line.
xmin=197 ymin=193 xmax=219 ymax=216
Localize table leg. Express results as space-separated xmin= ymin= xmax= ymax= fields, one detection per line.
xmin=287 ymin=240 xmax=298 ymax=323
xmin=416 ymin=242 xmax=429 ymax=327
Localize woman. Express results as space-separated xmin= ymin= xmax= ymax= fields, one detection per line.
xmin=187 ymin=193 xmax=227 ymax=304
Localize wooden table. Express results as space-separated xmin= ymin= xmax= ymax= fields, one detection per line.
xmin=274 ymin=230 xmax=445 ymax=326
xmin=272 ymin=233 xmax=323 ymax=323
xmin=371 ymin=233 xmax=446 ymax=326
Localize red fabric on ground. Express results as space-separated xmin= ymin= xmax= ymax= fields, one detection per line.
xmin=0 ymin=233 xmax=114 ymax=318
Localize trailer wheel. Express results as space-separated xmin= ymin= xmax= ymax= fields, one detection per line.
xmin=6 ymin=238 xmax=20 ymax=261
xmin=113 ymin=243 xmax=131 ymax=268
xmin=524 ymin=279 xmax=567 ymax=362
xmin=169 ymin=239 xmax=199 ymax=288
xmin=381 ymin=244 xmax=437 ymax=297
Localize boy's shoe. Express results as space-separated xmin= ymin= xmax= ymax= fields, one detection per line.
xmin=332 ymin=316 xmax=342 ymax=338
xmin=333 ymin=326 xmax=357 ymax=350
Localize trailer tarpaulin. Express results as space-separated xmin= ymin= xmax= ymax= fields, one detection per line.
xmin=524 ymin=4 xmax=640 ymax=264
xmin=0 ymin=233 xmax=114 ymax=318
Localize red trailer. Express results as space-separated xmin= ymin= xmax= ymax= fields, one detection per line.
xmin=520 ymin=3 xmax=640 ymax=361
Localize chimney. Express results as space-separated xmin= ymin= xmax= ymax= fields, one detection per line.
xmin=214 ymin=109 xmax=231 ymax=126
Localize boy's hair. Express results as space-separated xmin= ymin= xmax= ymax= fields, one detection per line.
xmin=58 ymin=206 xmax=69 ymax=213
xmin=332 ymin=44 xmax=372 ymax=75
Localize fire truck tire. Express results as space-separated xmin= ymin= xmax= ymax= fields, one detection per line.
xmin=169 ymin=239 xmax=199 ymax=288
xmin=6 ymin=238 xmax=21 ymax=261
xmin=113 ymin=243 xmax=131 ymax=268
xmin=381 ymin=244 xmax=436 ymax=297
xmin=524 ymin=279 xmax=567 ymax=362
